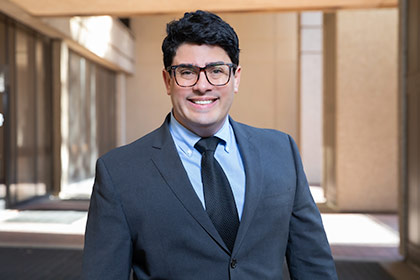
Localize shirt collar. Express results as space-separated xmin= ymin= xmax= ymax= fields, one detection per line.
xmin=169 ymin=113 xmax=232 ymax=156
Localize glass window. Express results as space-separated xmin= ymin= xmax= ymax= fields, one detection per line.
xmin=8 ymin=23 xmax=53 ymax=206
xmin=0 ymin=16 xmax=6 ymax=206
xmin=14 ymin=27 xmax=38 ymax=201
xmin=35 ymin=38 xmax=52 ymax=196
xmin=66 ymin=50 xmax=116 ymax=186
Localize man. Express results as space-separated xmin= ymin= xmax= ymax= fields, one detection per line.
xmin=82 ymin=10 xmax=337 ymax=280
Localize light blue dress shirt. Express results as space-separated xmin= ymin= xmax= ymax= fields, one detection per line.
xmin=169 ymin=113 xmax=246 ymax=220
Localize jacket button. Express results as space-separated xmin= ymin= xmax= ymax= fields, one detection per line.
xmin=230 ymin=259 xmax=237 ymax=269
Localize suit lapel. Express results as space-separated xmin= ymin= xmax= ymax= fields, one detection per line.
xmin=150 ymin=115 xmax=230 ymax=253
xmin=230 ymin=119 xmax=264 ymax=254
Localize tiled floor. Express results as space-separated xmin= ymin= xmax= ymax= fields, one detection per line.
xmin=323 ymin=213 xmax=401 ymax=261
xmin=0 ymin=247 xmax=401 ymax=280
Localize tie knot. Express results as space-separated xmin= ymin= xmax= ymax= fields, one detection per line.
xmin=195 ymin=136 xmax=221 ymax=154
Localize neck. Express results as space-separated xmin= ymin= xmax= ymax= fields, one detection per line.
xmin=188 ymin=124 xmax=221 ymax=138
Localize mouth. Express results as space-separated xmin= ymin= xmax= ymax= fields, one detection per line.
xmin=188 ymin=97 xmax=219 ymax=105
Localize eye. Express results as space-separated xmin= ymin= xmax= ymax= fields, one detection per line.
xmin=177 ymin=67 xmax=197 ymax=77
xmin=180 ymin=69 xmax=193 ymax=75
xmin=212 ymin=68 xmax=223 ymax=74
xmin=208 ymin=66 xmax=227 ymax=75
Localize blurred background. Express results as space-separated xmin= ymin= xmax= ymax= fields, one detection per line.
xmin=0 ymin=0 xmax=419 ymax=279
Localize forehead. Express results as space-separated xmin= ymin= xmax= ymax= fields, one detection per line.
xmin=173 ymin=43 xmax=231 ymax=66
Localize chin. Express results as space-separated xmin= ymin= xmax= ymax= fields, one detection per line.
xmin=194 ymin=117 xmax=219 ymax=127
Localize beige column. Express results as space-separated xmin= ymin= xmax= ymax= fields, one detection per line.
xmin=323 ymin=9 xmax=399 ymax=211
xmin=401 ymin=0 xmax=420 ymax=269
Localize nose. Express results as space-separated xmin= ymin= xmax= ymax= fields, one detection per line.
xmin=192 ymin=70 xmax=213 ymax=93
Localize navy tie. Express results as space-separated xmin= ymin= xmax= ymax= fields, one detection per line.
xmin=195 ymin=136 xmax=239 ymax=252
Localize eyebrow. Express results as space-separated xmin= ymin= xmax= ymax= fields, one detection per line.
xmin=177 ymin=63 xmax=194 ymax=68
xmin=206 ymin=61 xmax=226 ymax=67
xmin=177 ymin=61 xmax=227 ymax=68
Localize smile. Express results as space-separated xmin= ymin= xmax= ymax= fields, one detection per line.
xmin=189 ymin=98 xmax=218 ymax=105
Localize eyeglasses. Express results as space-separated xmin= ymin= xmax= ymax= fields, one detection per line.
xmin=166 ymin=63 xmax=237 ymax=87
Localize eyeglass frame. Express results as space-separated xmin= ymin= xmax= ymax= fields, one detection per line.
xmin=166 ymin=62 xmax=237 ymax=87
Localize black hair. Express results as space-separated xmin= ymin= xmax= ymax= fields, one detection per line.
xmin=162 ymin=10 xmax=240 ymax=69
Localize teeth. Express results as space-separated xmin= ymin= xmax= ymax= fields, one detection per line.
xmin=193 ymin=100 xmax=214 ymax=105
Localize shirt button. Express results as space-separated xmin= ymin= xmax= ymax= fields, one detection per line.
xmin=230 ymin=258 xmax=237 ymax=269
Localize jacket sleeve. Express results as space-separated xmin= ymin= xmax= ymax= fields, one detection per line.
xmin=81 ymin=158 xmax=133 ymax=280
xmin=285 ymin=135 xmax=338 ymax=279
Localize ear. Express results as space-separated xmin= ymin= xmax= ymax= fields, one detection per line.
xmin=162 ymin=69 xmax=172 ymax=95
xmin=233 ymin=65 xmax=241 ymax=94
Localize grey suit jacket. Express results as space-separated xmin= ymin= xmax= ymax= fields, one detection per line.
xmin=82 ymin=115 xmax=337 ymax=280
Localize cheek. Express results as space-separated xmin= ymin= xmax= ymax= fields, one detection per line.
xmin=222 ymin=89 xmax=235 ymax=104
xmin=170 ymin=91 xmax=188 ymax=107
xmin=170 ymin=93 xmax=181 ymax=105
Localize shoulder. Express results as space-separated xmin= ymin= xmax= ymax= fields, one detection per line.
xmin=99 ymin=125 xmax=165 ymax=168
xmin=231 ymin=119 xmax=301 ymax=164
xmin=231 ymin=119 xmax=293 ymax=145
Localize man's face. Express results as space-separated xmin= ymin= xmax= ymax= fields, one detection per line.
xmin=163 ymin=43 xmax=241 ymax=137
